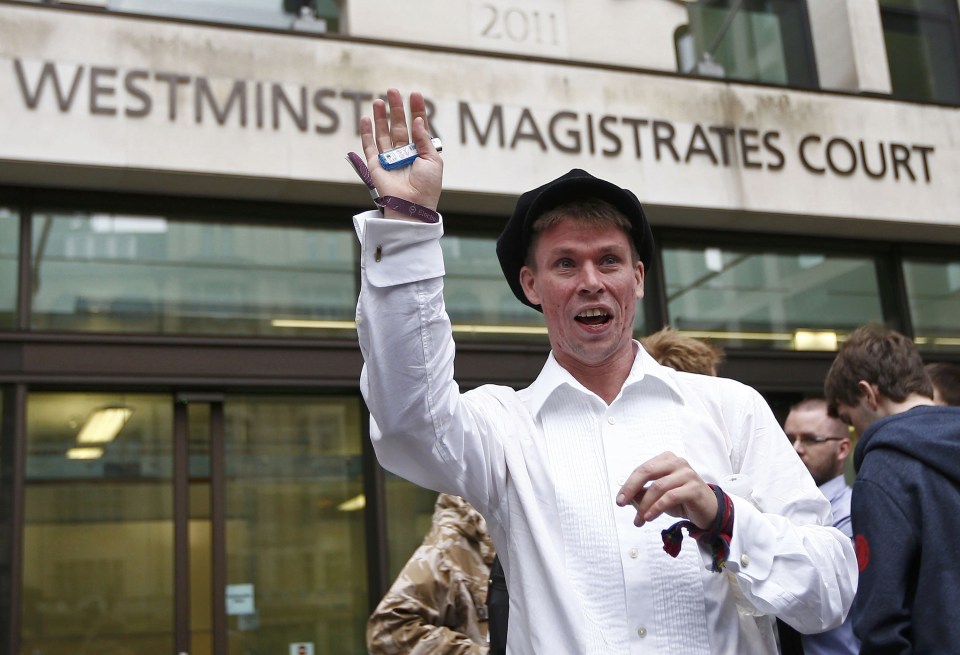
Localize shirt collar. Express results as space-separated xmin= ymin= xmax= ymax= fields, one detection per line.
xmin=819 ymin=474 xmax=849 ymax=498
xmin=524 ymin=340 xmax=685 ymax=418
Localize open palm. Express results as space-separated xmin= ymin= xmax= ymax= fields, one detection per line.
xmin=360 ymin=88 xmax=443 ymax=212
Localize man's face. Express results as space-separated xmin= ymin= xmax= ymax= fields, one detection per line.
xmin=784 ymin=407 xmax=850 ymax=486
xmin=519 ymin=217 xmax=644 ymax=374
xmin=834 ymin=395 xmax=883 ymax=438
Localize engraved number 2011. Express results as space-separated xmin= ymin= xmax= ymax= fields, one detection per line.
xmin=479 ymin=4 xmax=559 ymax=46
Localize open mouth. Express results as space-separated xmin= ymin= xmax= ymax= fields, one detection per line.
xmin=575 ymin=308 xmax=611 ymax=326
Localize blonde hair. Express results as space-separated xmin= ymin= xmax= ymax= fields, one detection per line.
xmin=642 ymin=326 xmax=725 ymax=376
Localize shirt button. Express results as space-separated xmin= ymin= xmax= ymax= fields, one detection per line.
xmin=629 ymin=548 xmax=639 ymax=559
xmin=637 ymin=627 xmax=647 ymax=638
xmin=607 ymin=416 xmax=616 ymax=425
xmin=740 ymin=554 xmax=750 ymax=568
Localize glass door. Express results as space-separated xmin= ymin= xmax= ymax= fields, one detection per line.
xmin=22 ymin=392 xmax=177 ymax=655
xmin=20 ymin=391 xmax=369 ymax=655
xmin=221 ymin=395 xmax=369 ymax=655
xmin=20 ymin=391 xmax=225 ymax=655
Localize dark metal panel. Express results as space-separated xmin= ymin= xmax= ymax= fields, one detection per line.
xmin=450 ymin=344 xmax=550 ymax=389
xmin=1 ymin=384 xmax=26 ymax=655
xmin=877 ymin=246 xmax=914 ymax=336
xmin=210 ymin=402 xmax=227 ymax=655
xmin=643 ymin=232 xmax=670 ymax=333
xmin=721 ymin=349 xmax=838 ymax=393
xmin=361 ymin=408 xmax=389 ymax=613
xmin=16 ymin=203 xmax=30 ymax=332
xmin=0 ymin=336 xmax=366 ymax=388
xmin=173 ymin=400 xmax=190 ymax=654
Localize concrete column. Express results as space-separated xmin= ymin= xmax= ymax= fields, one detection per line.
xmin=807 ymin=0 xmax=892 ymax=94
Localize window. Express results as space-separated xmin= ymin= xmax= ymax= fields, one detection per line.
xmin=30 ymin=211 xmax=356 ymax=337
xmin=104 ymin=0 xmax=340 ymax=33
xmin=22 ymin=392 xmax=369 ymax=654
xmin=442 ymin=233 xmax=549 ymax=343
xmin=22 ymin=392 xmax=177 ymax=655
xmin=0 ymin=207 xmax=17 ymax=329
xmin=662 ymin=243 xmax=884 ymax=350
xmin=384 ymin=474 xmax=443 ymax=582
xmin=880 ymin=0 xmax=960 ymax=104
xmin=223 ymin=395 xmax=368 ymax=654
xmin=902 ymin=257 xmax=960 ymax=351
xmin=678 ymin=0 xmax=818 ymax=88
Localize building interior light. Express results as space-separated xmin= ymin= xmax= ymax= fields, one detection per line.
xmin=704 ymin=247 xmax=724 ymax=273
xmin=452 ymin=324 xmax=548 ymax=335
xmin=76 ymin=406 xmax=133 ymax=444
xmin=271 ymin=319 xmax=356 ymax=330
xmin=337 ymin=494 xmax=366 ymax=512
xmin=271 ymin=319 xmax=549 ymax=336
xmin=674 ymin=329 xmax=794 ymax=342
xmin=915 ymin=336 xmax=960 ymax=347
xmin=792 ymin=330 xmax=839 ymax=351
xmin=66 ymin=447 xmax=105 ymax=460
xmin=270 ymin=320 xmax=959 ymax=351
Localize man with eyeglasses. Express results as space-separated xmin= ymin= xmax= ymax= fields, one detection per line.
xmin=784 ymin=398 xmax=860 ymax=655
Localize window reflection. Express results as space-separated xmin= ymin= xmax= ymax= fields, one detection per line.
xmin=31 ymin=211 xmax=356 ymax=337
xmin=0 ymin=207 xmax=17 ymax=329
xmin=663 ymin=245 xmax=883 ymax=350
xmin=442 ymin=234 xmax=550 ymax=342
xmin=678 ymin=0 xmax=816 ymax=87
xmin=903 ymin=258 xmax=960 ymax=351
xmin=23 ymin=392 xmax=175 ymax=655
xmin=21 ymin=392 xmax=370 ymax=654
xmin=384 ymin=473 xmax=444 ymax=582
xmin=106 ymin=0 xmax=340 ymax=33
xmin=224 ymin=395 xmax=368 ymax=654
xmin=880 ymin=0 xmax=960 ymax=104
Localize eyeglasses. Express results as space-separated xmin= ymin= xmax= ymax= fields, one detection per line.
xmin=786 ymin=433 xmax=847 ymax=446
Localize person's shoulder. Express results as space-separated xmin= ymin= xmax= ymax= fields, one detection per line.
xmin=872 ymin=405 xmax=960 ymax=439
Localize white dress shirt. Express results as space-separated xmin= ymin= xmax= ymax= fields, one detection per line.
xmin=354 ymin=211 xmax=858 ymax=654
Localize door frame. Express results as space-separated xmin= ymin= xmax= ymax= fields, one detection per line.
xmin=174 ymin=392 xmax=226 ymax=655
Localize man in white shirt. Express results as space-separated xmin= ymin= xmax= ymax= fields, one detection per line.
xmin=351 ymin=88 xmax=857 ymax=654
xmin=784 ymin=399 xmax=860 ymax=655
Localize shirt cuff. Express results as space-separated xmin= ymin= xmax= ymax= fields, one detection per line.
xmin=722 ymin=494 xmax=774 ymax=580
xmin=353 ymin=211 xmax=445 ymax=287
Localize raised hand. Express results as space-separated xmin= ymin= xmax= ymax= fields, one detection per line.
xmin=359 ymin=88 xmax=443 ymax=215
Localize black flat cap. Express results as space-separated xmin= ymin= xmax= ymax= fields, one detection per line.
xmin=495 ymin=169 xmax=654 ymax=311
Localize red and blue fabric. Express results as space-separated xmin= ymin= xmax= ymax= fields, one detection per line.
xmin=661 ymin=484 xmax=734 ymax=573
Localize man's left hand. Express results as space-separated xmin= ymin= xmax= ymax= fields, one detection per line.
xmin=616 ymin=452 xmax=719 ymax=529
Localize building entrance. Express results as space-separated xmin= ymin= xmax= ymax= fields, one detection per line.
xmin=19 ymin=390 xmax=369 ymax=655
